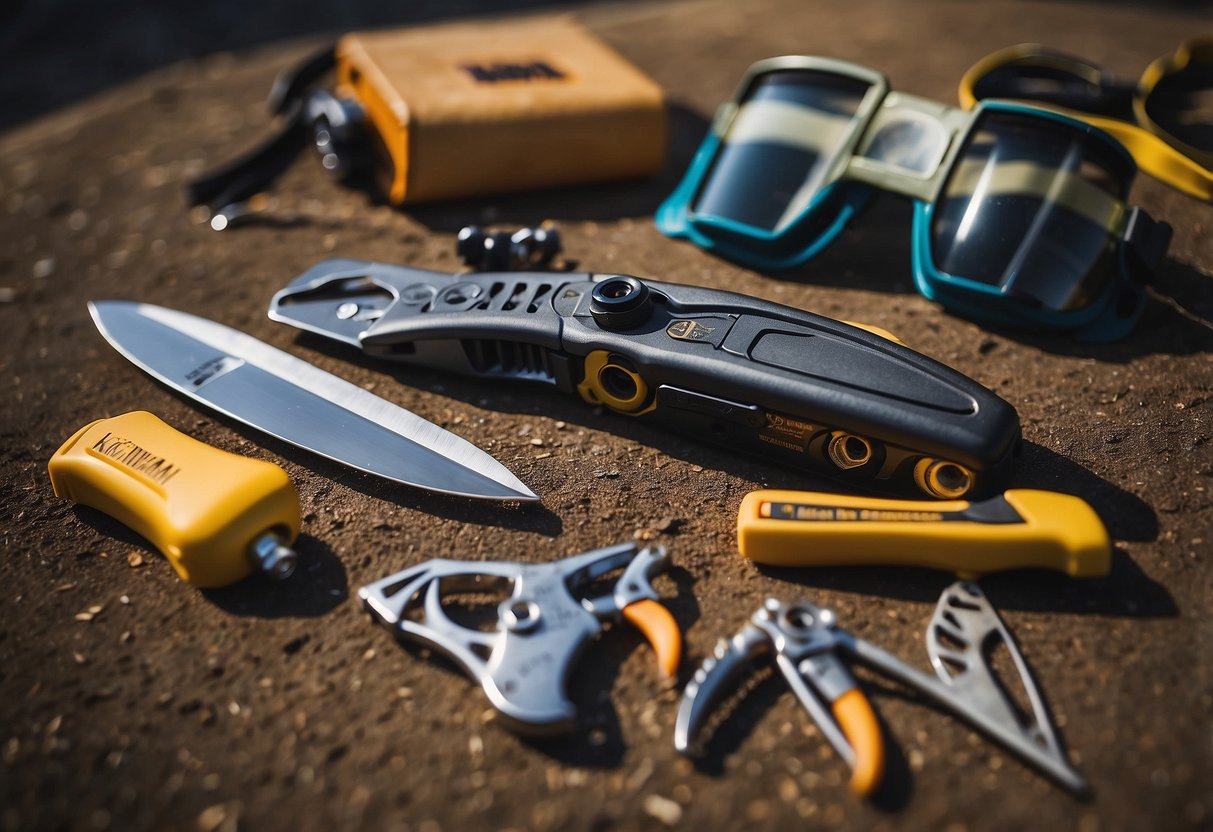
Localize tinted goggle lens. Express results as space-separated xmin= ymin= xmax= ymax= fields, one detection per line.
xmin=931 ymin=110 xmax=1133 ymax=313
xmin=692 ymin=69 xmax=872 ymax=231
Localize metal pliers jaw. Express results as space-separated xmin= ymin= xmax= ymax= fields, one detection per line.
xmin=675 ymin=598 xmax=885 ymax=796
xmin=359 ymin=542 xmax=680 ymax=736
xmin=676 ymin=584 xmax=1089 ymax=797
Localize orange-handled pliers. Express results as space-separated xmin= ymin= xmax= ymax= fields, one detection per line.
xmin=360 ymin=541 xmax=681 ymax=736
xmin=676 ymin=587 xmax=1088 ymax=797
xmin=676 ymin=598 xmax=885 ymax=795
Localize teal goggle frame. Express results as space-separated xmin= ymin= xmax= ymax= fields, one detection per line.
xmin=656 ymin=57 xmax=1172 ymax=341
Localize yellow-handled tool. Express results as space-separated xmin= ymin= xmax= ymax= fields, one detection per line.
xmin=738 ymin=489 xmax=1111 ymax=577
xmin=48 ymin=411 xmax=301 ymax=587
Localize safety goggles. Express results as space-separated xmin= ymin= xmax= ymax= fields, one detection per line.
xmin=960 ymin=38 xmax=1213 ymax=202
xmin=656 ymin=57 xmax=1172 ymax=341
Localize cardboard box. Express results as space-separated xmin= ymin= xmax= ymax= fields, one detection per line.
xmin=337 ymin=15 xmax=667 ymax=204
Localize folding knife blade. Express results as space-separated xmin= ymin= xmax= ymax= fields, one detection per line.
xmin=88 ymin=300 xmax=538 ymax=501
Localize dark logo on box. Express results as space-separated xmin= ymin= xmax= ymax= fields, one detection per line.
xmin=461 ymin=61 xmax=566 ymax=83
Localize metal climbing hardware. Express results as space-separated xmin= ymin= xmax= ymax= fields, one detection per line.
xmin=359 ymin=542 xmax=681 ymax=736
xmin=676 ymin=585 xmax=1088 ymax=797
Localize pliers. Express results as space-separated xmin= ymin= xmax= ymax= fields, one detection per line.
xmin=676 ymin=585 xmax=1088 ymax=796
xmin=360 ymin=542 xmax=680 ymax=735
xmin=676 ymin=597 xmax=884 ymax=795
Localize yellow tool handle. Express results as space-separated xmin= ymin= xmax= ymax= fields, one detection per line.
xmin=48 ymin=411 xmax=301 ymax=587
xmin=622 ymin=598 xmax=682 ymax=679
xmin=832 ymin=689 xmax=885 ymax=797
xmin=737 ymin=489 xmax=1110 ymax=577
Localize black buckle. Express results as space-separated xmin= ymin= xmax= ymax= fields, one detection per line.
xmin=1123 ymin=206 xmax=1173 ymax=284
xmin=183 ymin=44 xmax=336 ymax=229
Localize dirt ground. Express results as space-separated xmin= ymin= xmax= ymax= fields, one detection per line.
xmin=2 ymin=0 xmax=1211 ymax=830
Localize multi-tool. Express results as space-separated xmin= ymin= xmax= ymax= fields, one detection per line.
xmin=270 ymin=259 xmax=1023 ymax=500
xmin=676 ymin=587 xmax=1088 ymax=796
xmin=359 ymin=542 xmax=680 ymax=735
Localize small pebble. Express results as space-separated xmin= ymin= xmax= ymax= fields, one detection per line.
xmin=32 ymin=257 xmax=55 ymax=279
xmin=642 ymin=795 xmax=682 ymax=826
xmin=196 ymin=804 xmax=227 ymax=832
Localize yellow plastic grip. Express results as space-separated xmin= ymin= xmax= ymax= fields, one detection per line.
xmin=832 ymin=688 xmax=885 ymax=796
xmin=737 ymin=489 xmax=1111 ymax=578
xmin=48 ymin=411 xmax=301 ymax=588
xmin=621 ymin=598 xmax=682 ymax=679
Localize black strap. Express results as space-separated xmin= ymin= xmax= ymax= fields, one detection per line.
xmin=267 ymin=43 xmax=340 ymax=116
xmin=1123 ymin=206 xmax=1173 ymax=284
xmin=973 ymin=50 xmax=1140 ymax=122
xmin=183 ymin=44 xmax=337 ymax=220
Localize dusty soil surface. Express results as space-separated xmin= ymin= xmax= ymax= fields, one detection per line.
xmin=2 ymin=1 xmax=1211 ymax=830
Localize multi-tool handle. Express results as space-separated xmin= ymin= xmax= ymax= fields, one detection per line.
xmin=358 ymin=542 xmax=679 ymax=735
xmin=269 ymin=259 xmax=1022 ymax=500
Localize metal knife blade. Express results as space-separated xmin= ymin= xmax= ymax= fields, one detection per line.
xmin=87 ymin=300 xmax=538 ymax=502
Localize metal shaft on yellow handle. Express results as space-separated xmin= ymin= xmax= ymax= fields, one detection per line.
xmin=48 ymin=411 xmax=301 ymax=588
xmin=738 ymin=489 xmax=1111 ymax=578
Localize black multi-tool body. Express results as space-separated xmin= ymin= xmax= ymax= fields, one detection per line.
xmin=270 ymin=260 xmax=1021 ymax=498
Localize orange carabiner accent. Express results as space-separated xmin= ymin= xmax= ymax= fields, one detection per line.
xmin=832 ymin=688 xmax=885 ymax=797
xmin=622 ymin=598 xmax=682 ymax=679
